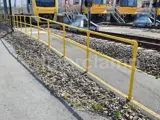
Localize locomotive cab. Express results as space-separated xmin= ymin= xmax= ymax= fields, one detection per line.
xmin=34 ymin=0 xmax=58 ymax=20
xmin=82 ymin=0 xmax=107 ymax=23
xmin=115 ymin=0 xmax=137 ymax=15
xmin=13 ymin=0 xmax=58 ymax=20
xmin=83 ymin=0 xmax=107 ymax=15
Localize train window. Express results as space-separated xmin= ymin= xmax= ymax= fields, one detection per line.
xmin=36 ymin=0 xmax=55 ymax=7
xmin=93 ymin=0 xmax=104 ymax=4
xmin=120 ymin=0 xmax=137 ymax=7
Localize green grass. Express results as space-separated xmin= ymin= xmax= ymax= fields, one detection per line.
xmin=71 ymin=99 xmax=82 ymax=108
xmin=115 ymin=111 xmax=122 ymax=118
xmin=91 ymin=101 xmax=104 ymax=112
xmin=16 ymin=49 xmax=23 ymax=55
xmin=40 ymin=63 xmax=45 ymax=73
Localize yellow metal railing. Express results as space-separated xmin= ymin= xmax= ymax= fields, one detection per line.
xmin=5 ymin=15 xmax=138 ymax=101
xmin=1 ymin=14 xmax=160 ymax=120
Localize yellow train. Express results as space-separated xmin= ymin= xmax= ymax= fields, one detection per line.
xmin=3 ymin=0 xmax=160 ymax=24
xmin=12 ymin=0 xmax=58 ymax=21
xmin=80 ymin=0 xmax=138 ymax=23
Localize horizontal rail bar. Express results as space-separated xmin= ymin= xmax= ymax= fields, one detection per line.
xmin=13 ymin=15 xmax=138 ymax=45
xmin=89 ymin=48 xmax=132 ymax=70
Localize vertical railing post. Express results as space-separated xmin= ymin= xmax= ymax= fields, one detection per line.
xmin=24 ymin=16 xmax=26 ymax=32
xmin=128 ymin=42 xmax=138 ymax=100
xmin=63 ymin=25 xmax=66 ymax=57
xmin=30 ymin=17 xmax=32 ymax=36
xmin=47 ymin=20 xmax=51 ymax=47
xmin=9 ymin=15 xmax=11 ymax=25
xmin=20 ymin=16 xmax=22 ymax=31
xmin=16 ymin=16 xmax=18 ymax=29
xmin=86 ymin=31 xmax=91 ymax=72
xmin=14 ymin=15 xmax=16 ymax=29
xmin=7 ymin=15 xmax=9 ymax=25
xmin=5 ymin=15 xmax=8 ymax=24
xmin=37 ymin=17 xmax=40 ymax=40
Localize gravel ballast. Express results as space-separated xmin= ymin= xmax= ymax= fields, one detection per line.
xmin=0 ymin=24 xmax=152 ymax=120
xmin=50 ymin=29 xmax=160 ymax=78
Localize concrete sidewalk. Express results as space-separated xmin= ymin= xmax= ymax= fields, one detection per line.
xmin=20 ymin=27 xmax=160 ymax=116
xmin=0 ymin=40 xmax=106 ymax=120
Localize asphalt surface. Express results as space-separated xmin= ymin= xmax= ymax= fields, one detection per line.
xmin=0 ymin=39 xmax=108 ymax=120
xmin=19 ymin=27 xmax=160 ymax=115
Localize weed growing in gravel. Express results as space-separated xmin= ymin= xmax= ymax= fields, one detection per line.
xmin=129 ymin=104 xmax=137 ymax=110
xmin=124 ymin=104 xmax=137 ymax=111
xmin=115 ymin=111 xmax=122 ymax=118
xmin=71 ymin=99 xmax=82 ymax=108
xmin=91 ymin=101 xmax=104 ymax=112
xmin=63 ymin=93 xmax=72 ymax=100
xmin=40 ymin=63 xmax=45 ymax=73
xmin=16 ymin=49 xmax=23 ymax=56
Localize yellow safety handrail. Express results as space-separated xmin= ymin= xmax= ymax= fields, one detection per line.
xmin=1 ymin=14 xmax=160 ymax=120
xmin=9 ymin=14 xmax=138 ymax=100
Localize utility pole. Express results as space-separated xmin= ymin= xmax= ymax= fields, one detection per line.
xmin=87 ymin=7 xmax=91 ymax=29
xmin=3 ymin=0 xmax=8 ymax=14
xmin=8 ymin=0 xmax=14 ymax=31
xmin=85 ymin=0 xmax=93 ymax=30
xmin=153 ymin=0 xmax=158 ymax=26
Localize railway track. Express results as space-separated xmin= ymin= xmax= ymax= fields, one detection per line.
xmin=37 ymin=24 xmax=160 ymax=51
xmin=98 ymin=31 xmax=160 ymax=51
xmin=16 ymin=15 xmax=160 ymax=51
xmin=61 ymin=26 xmax=160 ymax=51
xmin=99 ymin=22 xmax=160 ymax=29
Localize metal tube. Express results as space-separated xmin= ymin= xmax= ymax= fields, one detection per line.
xmin=14 ymin=15 xmax=16 ymax=28
xmin=86 ymin=31 xmax=90 ymax=72
xmin=16 ymin=16 xmax=18 ymax=29
xmin=87 ymin=7 xmax=91 ymax=30
xmin=8 ymin=15 xmax=10 ymax=25
xmin=47 ymin=20 xmax=51 ymax=46
xmin=37 ymin=17 xmax=40 ymax=40
xmin=154 ymin=1 xmax=158 ymax=26
xmin=3 ymin=0 xmax=8 ymax=15
xmin=24 ymin=16 xmax=26 ymax=32
xmin=20 ymin=16 xmax=22 ymax=30
xmin=63 ymin=25 xmax=66 ymax=56
xmin=30 ymin=17 xmax=32 ymax=36
xmin=128 ymin=42 xmax=138 ymax=100
xmin=8 ymin=0 xmax=14 ymax=31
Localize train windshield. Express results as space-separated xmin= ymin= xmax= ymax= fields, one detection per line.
xmin=36 ymin=0 xmax=55 ymax=7
xmin=120 ymin=0 xmax=137 ymax=7
xmin=93 ymin=0 xmax=105 ymax=4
